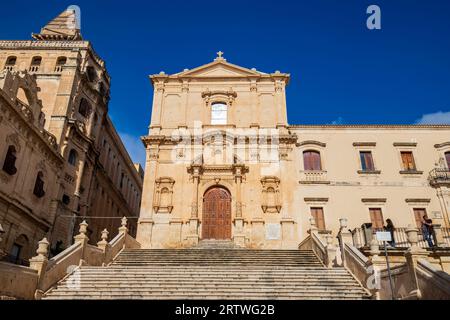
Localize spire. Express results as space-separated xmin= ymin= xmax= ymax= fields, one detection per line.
xmin=32 ymin=6 xmax=82 ymax=41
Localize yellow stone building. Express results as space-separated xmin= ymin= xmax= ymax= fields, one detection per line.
xmin=0 ymin=8 xmax=143 ymax=263
xmin=137 ymin=52 xmax=450 ymax=249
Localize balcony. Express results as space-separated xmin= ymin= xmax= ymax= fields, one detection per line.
xmin=351 ymin=226 xmax=450 ymax=249
xmin=429 ymin=168 xmax=450 ymax=187
xmin=299 ymin=170 xmax=330 ymax=184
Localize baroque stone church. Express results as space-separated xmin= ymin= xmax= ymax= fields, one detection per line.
xmin=136 ymin=52 xmax=450 ymax=249
xmin=1 ymin=6 xmax=450 ymax=301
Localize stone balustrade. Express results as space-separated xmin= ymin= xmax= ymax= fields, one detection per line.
xmin=299 ymin=216 xmax=338 ymax=268
xmin=338 ymin=218 xmax=450 ymax=300
xmin=0 ymin=217 xmax=141 ymax=300
xmin=298 ymin=170 xmax=329 ymax=184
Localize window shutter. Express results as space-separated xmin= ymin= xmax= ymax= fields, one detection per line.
xmin=369 ymin=208 xmax=384 ymax=229
xmin=312 ymin=152 xmax=322 ymax=170
xmin=303 ymin=152 xmax=311 ymax=171
xmin=401 ymin=152 xmax=415 ymax=170
xmin=311 ymin=207 xmax=325 ymax=230
xmin=304 ymin=151 xmax=321 ymax=171
xmin=413 ymin=208 xmax=426 ymax=228
xmin=360 ymin=152 xmax=374 ymax=171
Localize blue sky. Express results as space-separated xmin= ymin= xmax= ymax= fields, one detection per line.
xmin=1 ymin=0 xmax=450 ymax=166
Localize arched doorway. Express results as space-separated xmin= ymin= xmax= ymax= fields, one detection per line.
xmin=202 ymin=187 xmax=232 ymax=240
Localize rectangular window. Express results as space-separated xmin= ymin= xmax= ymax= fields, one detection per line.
xmin=360 ymin=151 xmax=375 ymax=171
xmin=369 ymin=208 xmax=384 ymax=229
xmin=413 ymin=208 xmax=427 ymax=229
xmin=211 ymin=103 xmax=227 ymax=125
xmin=310 ymin=207 xmax=326 ymax=231
xmin=401 ymin=151 xmax=416 ymax=171
xmin=10 ymin=244 xmax=22 ymax=262
xmin=303 ymin=151 xmax=322 ymax=171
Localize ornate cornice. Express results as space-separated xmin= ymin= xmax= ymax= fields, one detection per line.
xmin=405 ymin=198 xmax=431 ymax=203
xmin=289 ymin=124 xmax=450 ymax=130
xmin=361 ymin=198 xmax=387 ymax=203
xmin=0 ymin=91 xmax=63 ymax=167
xmin=353 ymin=142 xmax=376 ymax=147
xmin=187 ymin=163 xmax=249 ymax=176
xmin=304 ymin=197 xmax=329 ymax=203
xmin=393 ymin=142 xmax=418 ymax=147
xmin=142 ymin=132 xmax=298 ymax=146
xmin=0 ymin=40 xmax=106 ymax=72
xmin=434 ymin=142 xmax=450 ymax=149
xmin=296 ymin=140 xmax=326 ymax=148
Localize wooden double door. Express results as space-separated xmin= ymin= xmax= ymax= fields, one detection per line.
xmin=202 ymin=187 xmax=232 ymax=240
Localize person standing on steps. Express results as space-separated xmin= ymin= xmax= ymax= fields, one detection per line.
xmin=383 ymin=219 xmax=396 ymax=248
xmin=421 ymin=215 xmax=434 ymax=248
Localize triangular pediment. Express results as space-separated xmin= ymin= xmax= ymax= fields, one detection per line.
xmin=174 ymin=59 xmax=264 ymax=78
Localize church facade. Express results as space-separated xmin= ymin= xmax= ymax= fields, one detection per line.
xmin=137 ymin=52 xmax=450 ymax=249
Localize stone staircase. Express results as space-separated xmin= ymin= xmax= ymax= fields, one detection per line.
xmin=195 ymin=240 xmax=237 ymax=249
xmin=43 ymin=248 xmax=371 ymax=300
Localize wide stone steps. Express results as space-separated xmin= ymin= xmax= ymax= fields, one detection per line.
xmin=43 ymin=249 xmax=371 ymax=300
xmin=113 ymin=250 xmax=322 ymax=266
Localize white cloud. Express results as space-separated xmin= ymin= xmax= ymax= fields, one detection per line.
xmin=415 ymin=111 xmax=450 ymax=125
xmin=119 ymin=132 xmax=146 ymax=168
xmin=330 ymin=117 xmax=345 ymax=125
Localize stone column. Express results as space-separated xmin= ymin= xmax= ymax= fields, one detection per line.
xmin=337 ymin=218 xmax=353 ymax=267
xmin=366 ymin=240 xmax=384 ymax=300
xmin=73 ymin=221 xmax=89 ymax=266
xmin=187 ymin=166 xmax=201 ymax=246
xmin=325 ymin=234 xmax=337 ymax=268
xmin=233 ymin=166 xmax=245 ymax=247
xmin=236 ymin=169 xmax=242 ymax=219
xmin=29 ymin=238 xmax=50 ymax=299
xmin=404 ymin=225 xmax=429 ymax=299
xmin=191 ymin=173 xmax=200 ymax=219
xmin=73 ymin=151 xmax=87 ymax=212
xmin=97 ymin=229 xmax=110 ymax=262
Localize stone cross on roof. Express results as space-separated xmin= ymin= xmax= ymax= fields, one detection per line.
xmin=215 ymin=51 xmax=226 ymax=61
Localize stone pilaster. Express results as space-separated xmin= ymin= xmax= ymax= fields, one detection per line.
xmin=233 ymin=166 xmax=245 ymax=247
xmin=136 ymin=144 xmax=159 ymax=248
xmin=436 ymin=187 xmax=450 ymax=228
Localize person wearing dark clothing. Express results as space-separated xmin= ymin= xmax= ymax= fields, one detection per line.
xmin=421 ymin=215 xmax=434 ymax=248
xmin=383 ymin=219 xmax=396 ymax=248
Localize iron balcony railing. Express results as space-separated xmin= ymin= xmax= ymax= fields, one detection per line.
xmin=429 ymin=168 xmax=450 ymax=186
xmin=351 ymin=226 xmax=450 ymax=249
